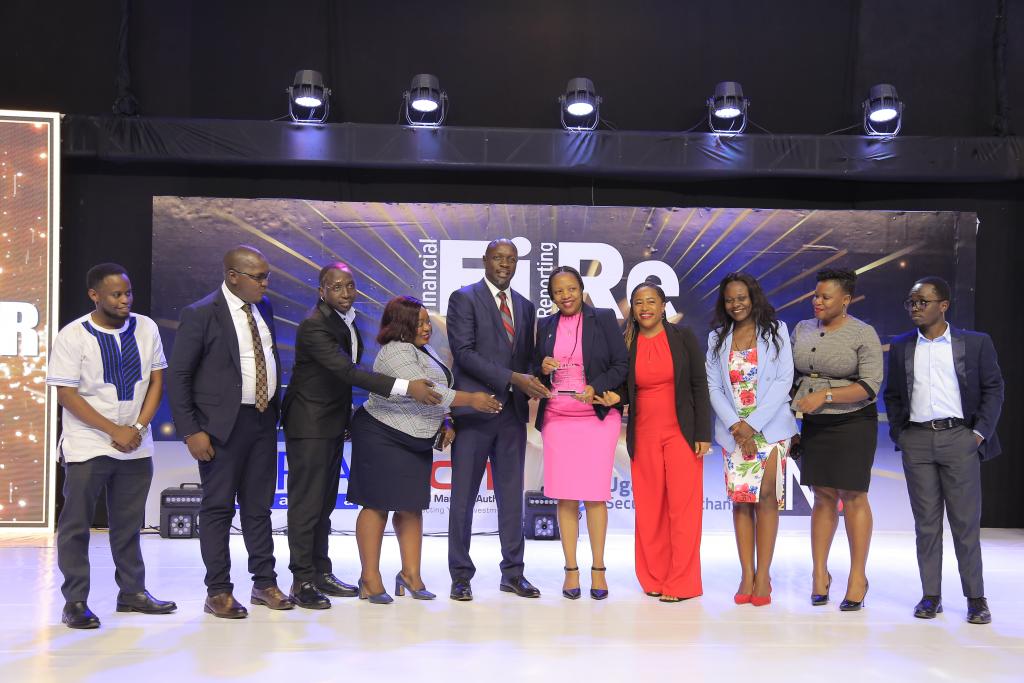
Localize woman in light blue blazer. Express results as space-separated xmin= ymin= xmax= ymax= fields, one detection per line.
xmin=706 ymin=273 xmax=798 ymax=607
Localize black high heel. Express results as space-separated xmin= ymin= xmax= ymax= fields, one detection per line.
xmin=562 ymin=567 xmax=581 ymax=600
xmin=811 ymin=572 xmax=832 ymax=606
xmin=590 ymin=566 xmax=608 ymax=600
xmin=839 ymin=580 xmax=869 ymax=612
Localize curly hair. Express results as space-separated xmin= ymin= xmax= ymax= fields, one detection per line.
xmin=816 ymin=268 xmax=857 ymax=296
xmin=710 ymin=273 xmax=782 ymax=357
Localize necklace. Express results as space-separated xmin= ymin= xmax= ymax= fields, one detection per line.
xmin=731 ymin=324 xmax=756 ymax=351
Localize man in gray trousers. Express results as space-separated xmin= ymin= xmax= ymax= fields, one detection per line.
xmin=884 ymin=276 xmax=1004 ymax=624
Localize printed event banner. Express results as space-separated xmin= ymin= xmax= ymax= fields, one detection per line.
xmin=148 ymin=198 xmax=976 ymax=533
xmin=0 ymin=111 xmax=60 ymax=529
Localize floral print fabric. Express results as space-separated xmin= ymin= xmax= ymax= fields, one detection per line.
xmin=724 ymin=347 xmax=789 ymax=507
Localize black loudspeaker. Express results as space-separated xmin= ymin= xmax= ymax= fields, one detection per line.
xmin=159 ymin=483 xmax=203 ymax=538
xmin=523 ymin=489 xmax=560 ymax=540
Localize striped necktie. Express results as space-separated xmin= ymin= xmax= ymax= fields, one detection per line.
xmin=498 ymin=291 xmax=515 ymax=343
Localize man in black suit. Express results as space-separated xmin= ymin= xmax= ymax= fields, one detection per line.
xmin=282 ymin=263 xmax=441 ymax=609
xmin=168 ymin=245 xmax=294 ymax=618
xmin=884 ymin=276 xmax=1004 ymax=624
xmin=446 ymin=238 xmax=550 ymax=601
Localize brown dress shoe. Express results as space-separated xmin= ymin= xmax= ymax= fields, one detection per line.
xmin=204 ymin=592 xmax=248 ymax=619
xmin=251 ymin=585 xmax=295 ymax=610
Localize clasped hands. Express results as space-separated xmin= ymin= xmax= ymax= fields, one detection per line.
xmin=110 ymin=423 xmax=143 ymax=454
xmin=730 ymin=420 xmax=759 ymax=458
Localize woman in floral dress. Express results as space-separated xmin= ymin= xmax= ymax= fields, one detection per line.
xmin=706 ymin=273 xmax=798 ymax=606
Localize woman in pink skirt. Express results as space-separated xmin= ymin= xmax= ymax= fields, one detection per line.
xmin=533 ymin=266 xmax=628 ymax=600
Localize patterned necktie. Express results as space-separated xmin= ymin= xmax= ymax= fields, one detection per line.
xmin=498 ymin=291 xmax=515 ymax=343
xmin=243 ymin=303 xmax=269 ymax=412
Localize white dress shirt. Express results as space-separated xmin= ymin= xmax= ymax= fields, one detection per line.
xmin=221 ymin=282 xmax=278 ymax=404
xmin=46 ymin=313 xmax=166 ymax=462
xmin=910 ymin=323 xmax=965 ymax=422
xmin=484 ymin=277 xmax=514 ymax=327
xmin=335 ymin=307 xmax=408 ymax=395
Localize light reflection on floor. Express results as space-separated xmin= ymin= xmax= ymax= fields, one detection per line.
xmin=1 ymin=530 xmax=1021 ymax=682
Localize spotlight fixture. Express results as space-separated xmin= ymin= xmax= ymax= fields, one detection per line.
xmin=287 ymin=69 xmax=331 ymax=124
xmin=708 ymin=81 xmax=748 ymax=136
xmin=159 ymin=483 xmax=203 ymax=538
xmin=559 ymin=77 xmax=601 ymax=131
xmin=862 ymin=83 xmax=903 ymax=136
xmin=403 ymin=74 xmax=448 ymax=127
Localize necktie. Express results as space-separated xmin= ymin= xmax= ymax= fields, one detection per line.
xmin=243 ymin=303 xmax=269 ymax=412
xmin=498 ymin=291 xmax=515 ymax=343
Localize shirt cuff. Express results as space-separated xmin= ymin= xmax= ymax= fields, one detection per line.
xmin=391 ymin=378 xmax=409 ymax=396
xmin=972 ymin=430 xmax=984 ymax=442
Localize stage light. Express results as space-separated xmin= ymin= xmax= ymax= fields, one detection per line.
xmin=403 ymin=74 xmax=448 ymax=127
xmin=559 ymin=77 xmax=601 ymax=131
xmin=523 ymin=490 xmax=561 ymax=540
xmin=862 ymin=84 xmax=903 ymax=136
xmin=708 ymin=81 xmax=749 ymax=135
xmin=159 ymin=483 xmax=203 ymax=538
xmin=287 ymin=69 xmax=331 ymax=124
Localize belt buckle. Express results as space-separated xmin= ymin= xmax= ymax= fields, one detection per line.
xmin=930 ymin=418 xmax=952 ymax=430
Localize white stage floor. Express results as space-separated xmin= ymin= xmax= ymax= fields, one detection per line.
xmin=1 ymin=529 xmax=1022 ymax=682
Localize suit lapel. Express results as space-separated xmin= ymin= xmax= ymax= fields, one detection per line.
xmin=903 ymin=334 xmax=916 ymax=401
xmin=318 ymin=300 xmax=352 ymax=358
xmin=950 ymin=325 xmax=968 ymax=397
xmin=581 ymin=304 xmax=596 ymax=369
xmin=352 ymin=321 xmax=363 ymax=364
xmin=476 ymin=279 xmax=512 ymax=350
xmin=214 ymin=289 xmax=242 ymax=373
xmin=666 ymin=324 xmax=685 ymax=389
xmin=720 ymin=328 xmax=736 ymax=396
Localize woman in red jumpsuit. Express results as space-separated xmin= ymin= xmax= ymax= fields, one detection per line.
xmin=598 ymin=277 xmax=712 ymax=601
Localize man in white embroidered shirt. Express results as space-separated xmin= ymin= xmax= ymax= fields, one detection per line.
xmin=46 ymin=263 xmax=176 ymax=629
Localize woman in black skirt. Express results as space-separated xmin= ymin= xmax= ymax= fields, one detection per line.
xmin=347 ymin=296 xmax=501 ymax=603
xmin=791 ymin=269 xmax=883 ymax=611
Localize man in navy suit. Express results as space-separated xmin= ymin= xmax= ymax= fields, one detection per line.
xmin=446 ymin=238 xmax=550 ymax=600
xmin=884 ymin=276 xmax=1004 ymax=624
xmin=168 ymin=245 xmax=294 ymax=618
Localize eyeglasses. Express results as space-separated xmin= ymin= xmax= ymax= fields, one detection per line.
xmin=230 ymin=269 xmax=271 ymax=283
xmin=324 ymin=283 xmax=354 ymax=294
xmin=903 ymin=298 xmax=941 ymax=311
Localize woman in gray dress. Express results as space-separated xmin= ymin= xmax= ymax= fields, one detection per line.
xmin=791 ymin=269 xmax=883 ymax=611
xmin=347 ymin=296 xmax=501 ymax=603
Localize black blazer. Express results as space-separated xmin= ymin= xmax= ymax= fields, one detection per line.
xmin=621 ymin=323 xmax=712 ymax=458
xmin=532 ymin=303 xmax=629 ymax=431
xmin=447 ymin=279 xmax=536 ymax=422
xmin=883 ymin=325 xmax=1004 ymax=460
xmin=167 ymin=287 xmax=282 ymax=443
xmin=281 ymin=300 xmax=396 ymax=439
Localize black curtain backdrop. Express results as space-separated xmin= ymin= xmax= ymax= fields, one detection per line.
xmin=2 ymin=1 xmax=1023 ymax=136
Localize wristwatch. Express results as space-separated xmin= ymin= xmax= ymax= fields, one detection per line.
xmin=824 ymin=389 xmax=833 ymax=404
xmin=132 ymin=422 xmax=146 ymax=433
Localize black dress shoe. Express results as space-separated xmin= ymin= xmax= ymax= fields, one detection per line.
xmin=499 ymin=575 xmax=541 ymax=598
xmin=290 ymin=581 xmax=331 ymax=610
xmin=450 ymin=579 xmax=473 ymax=601
xmin=967 ymin=597 xmax=992 ymax=624
xmin=62 ymin=601 xmax=100 ymax=629
xmin=315 ymin=572 xmax=359 ymax=598
xmin=913 ymin=595 xmax=942 ymax=619
xmin=116 ymin=590 xmax=177 ymax=614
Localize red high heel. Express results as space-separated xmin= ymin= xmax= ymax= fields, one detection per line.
xmin=751 ymin=583 xmax=772 ymax=607
xmin=734 ymin=592 xmax=752 ymax=605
